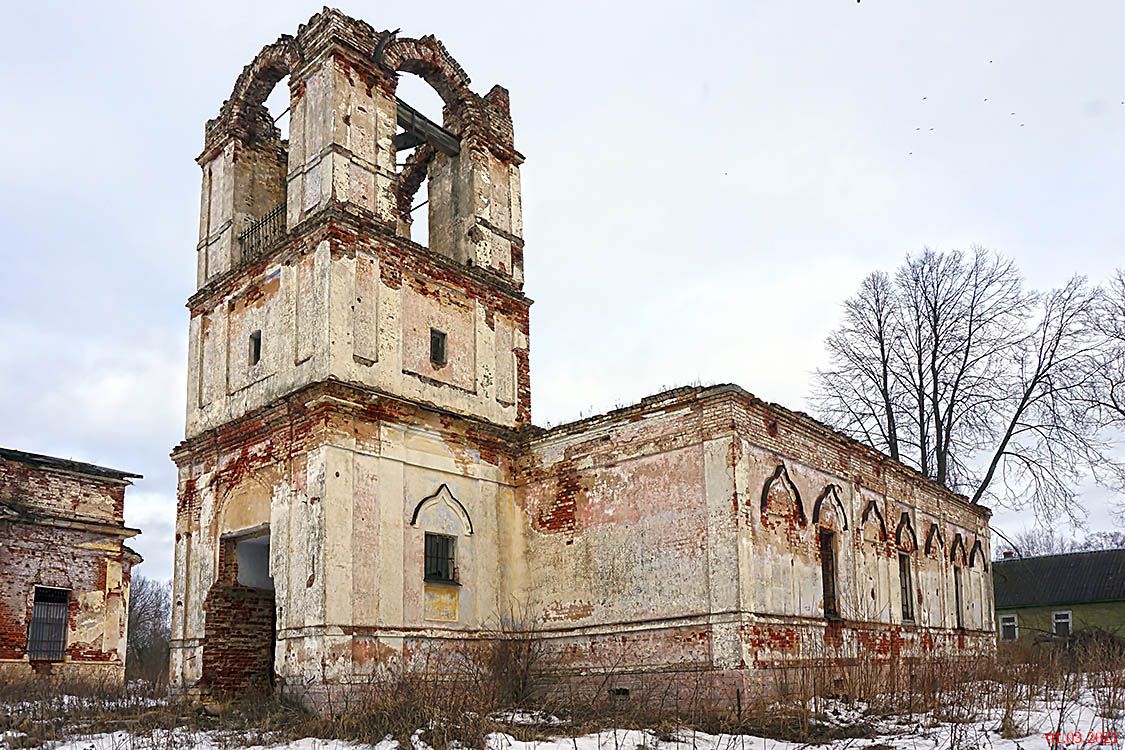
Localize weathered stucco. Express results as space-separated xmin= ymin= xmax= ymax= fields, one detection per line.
xmin=0 ymin=451 xmax=140 ymax=682
xmin=171 ymin=8 xmax=994 ymax=704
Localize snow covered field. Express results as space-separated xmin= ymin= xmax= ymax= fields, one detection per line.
xmin=4 ymin=680 xmax=1120 ymax=750
xmin=1 ymin=666 xmax=1121 ymax=750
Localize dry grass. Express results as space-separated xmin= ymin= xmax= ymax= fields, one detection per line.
xmin=2 ymin=634 xmax=1122 ymax=750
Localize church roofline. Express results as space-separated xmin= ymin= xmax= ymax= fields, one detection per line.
xmin=527 ymin=383 xmax=990 ymax=519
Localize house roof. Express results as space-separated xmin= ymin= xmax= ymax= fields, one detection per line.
xmin=0 ymin=447 xmax=141 ymax=482
xmin=993 ymin=549 xmax=1125 ymax=609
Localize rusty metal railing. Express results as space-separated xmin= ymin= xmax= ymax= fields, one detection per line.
xmin=238 ymin=202 xmax=287 ymax=261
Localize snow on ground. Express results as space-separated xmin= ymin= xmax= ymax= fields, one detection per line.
xmin=5 ymin=680 xmax=1121 ymax=750
xmin=45 ymin=736 xmax=395 ymax=750
xmin=21 ymin=722 xmax=1125 ymax=750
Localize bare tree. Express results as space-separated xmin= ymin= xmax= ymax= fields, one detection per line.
xmin=814 ymin=271 xmax=903 ymax=460
xmin=996 ymin=528 xmax=1125 ymax=558
xmin=971 ymin=277 xmax=1113 ymax=519
xmin=1088 ymin=269 xmax=1125 ymax=428
xmin=813 ymin=249 xmax=1120 ymax=521
xmin=126 ymin=574 xmax=171 ymax=684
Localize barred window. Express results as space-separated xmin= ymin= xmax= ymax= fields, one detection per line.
xmin=424 ymin=533 xmax=455 ymax=583
xmin=1000 ymin=615 xmax=1018 ymax=641
xmin=28 ymin=587 xmax=69 ymax=661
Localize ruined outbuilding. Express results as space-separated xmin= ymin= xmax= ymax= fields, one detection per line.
xmin=170 ymin=9 xmax=995 ymax=703
xmin=0 ymin=447 xmax=141 ymax=681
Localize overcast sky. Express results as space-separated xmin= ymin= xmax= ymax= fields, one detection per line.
xmin=1 ymin=1 xmax=1123 ymax=581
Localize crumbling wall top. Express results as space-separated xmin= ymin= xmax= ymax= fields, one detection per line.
xmin=201 ymin=8 xmax=521 ymax=165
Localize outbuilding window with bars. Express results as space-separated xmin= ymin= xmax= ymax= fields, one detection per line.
xmin=28 ymin=587 xmax=69 ymax=661
xmin=424 ymin=533 xmax=456 ymax=583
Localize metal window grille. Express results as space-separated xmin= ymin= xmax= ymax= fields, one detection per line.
xmin=238 ymin=202 xmax=287 ymax=262
xmin=28 ymin=587 xmax=69 ymax=661
xmin=424 ymin=533 xmax=455 ymax=582
xmin=430 ymin=329 xmax=447 ymax=366
xmin=818 ymin=530 xmax=838 ymax=618
xmin=898 ymin=553 xmax=914 ymax=622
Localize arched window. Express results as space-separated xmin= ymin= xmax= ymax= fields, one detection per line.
xmin=411 ymin=484 xmax=473 ymax=587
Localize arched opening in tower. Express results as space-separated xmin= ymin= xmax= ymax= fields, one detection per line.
xmin=237 ymin=75 xmax=290 ymax=263
xmin=394 ymin=74 xmax=453 ymax=249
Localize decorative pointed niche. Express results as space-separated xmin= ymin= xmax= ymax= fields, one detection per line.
xmin=860 ymin=500 xmax=887 ymax=543
xmin=969 ymin=539 xmax=987 ymax=570
xmin=924 ymin=522 xmax=945 ymax=557
xmin=410 ymin=484 xmax=473 ymax=536
xmin=760 ymin=464 xmax=806 ymax=525
xmin=950 ymin=533 xmax=968 ymax=566
xmin=812 ymin=484 xmax=848 ymax=531
xmin=895 ymin=512 xmax=918 ymax=554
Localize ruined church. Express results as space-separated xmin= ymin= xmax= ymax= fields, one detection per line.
xmin=170 ymin=9 xmax=995 ymax=702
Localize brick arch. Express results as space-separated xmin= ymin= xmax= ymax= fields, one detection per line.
xmin=379 ymin=34 xmax=475 ymax=113
xmin=210 ymin=464 xmax=282 ymax=540
xmin=212 ymin=37 xmax=301 ymax=144
xmin=812 ymin=484 xmax=848 ymax=530
xmin=760 ymin=464 xmax=806 ymax=525
xmin=379 ymin=33 xmax=488 ymax=229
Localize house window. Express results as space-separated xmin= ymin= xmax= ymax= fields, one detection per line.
xmin=898 ymin=552 xmax=914 ymax=622
xmin=1000 ymin=614 xmax=1018 ymax=641
xmin=953 ymin=566 xmax=964 ymax=629
xmin=28 ymin=587 xmax=69 ymax=661
xmin=429 ymin=328 xmax=447 ymax=366
xmin=818 ymin=530 xmax=839 ymax=618
xmin=1053 ymin=610 xmax=1072 ymax=638
xmin=424 ymin=532 xmax=456 ymax=583
xmin=249 ymin=330 xmax=262 ymax=366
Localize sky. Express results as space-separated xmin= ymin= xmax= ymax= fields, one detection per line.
xmin=0 ymin=1 xmax=1122 ymax=582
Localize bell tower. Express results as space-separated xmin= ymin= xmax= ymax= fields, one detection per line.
xmin=171 ymin=10 xmax=531 ymax=701
xmin=187 ymin=13 xmax=529 ymax=434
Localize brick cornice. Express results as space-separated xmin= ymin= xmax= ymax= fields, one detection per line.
xmin=171 ymin=378 xmax=522 ymax=466
xmin=187 ymin=202 xmax=531 ymax=315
